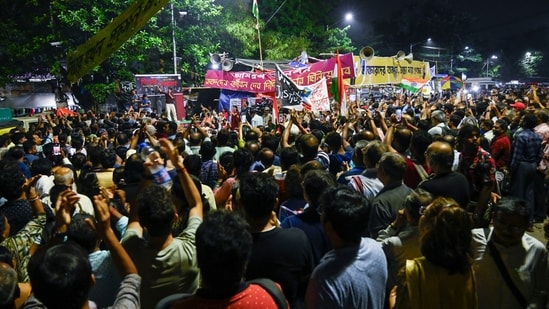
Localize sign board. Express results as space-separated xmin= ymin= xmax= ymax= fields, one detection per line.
xmin=203 ymin=53 xmax=355 ymax=93
xmin=134 ymin=74 xmax=182 ymax=95
xmin=351 ymin=56 xmax=431 ymax=87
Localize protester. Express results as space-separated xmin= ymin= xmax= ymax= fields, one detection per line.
xmin=0 ymin=83 xmax=545 ymax=309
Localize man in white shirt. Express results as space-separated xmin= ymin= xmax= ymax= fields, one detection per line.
xmin=427 ymin=110 xmax=450 ymax=137
xmin=472 ymin=197 xmax=548 ymax=308
xmin=251 ymin=109 xmax=264 ymax=128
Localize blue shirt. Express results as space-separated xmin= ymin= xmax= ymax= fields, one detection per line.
xmin=510 ymin=128 xmax=543 ymax=170
xmin=305 ymin=238 xmax=387 ymax=309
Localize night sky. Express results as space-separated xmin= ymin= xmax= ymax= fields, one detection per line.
xmin=338 ymin=0 xmax=549 ymax=41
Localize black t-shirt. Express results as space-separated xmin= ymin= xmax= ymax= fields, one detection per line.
xmin=418 ymin=171 xmax=471 ymax=208
xmin=246 ymin=227 xmax=314 ymax=308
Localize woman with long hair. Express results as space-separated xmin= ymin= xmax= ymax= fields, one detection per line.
xmin=391 ymin=197 xmax=477 ymax=309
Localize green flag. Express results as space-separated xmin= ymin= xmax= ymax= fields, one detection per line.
xmin=252 ymin=0 xmax=259 ymax=18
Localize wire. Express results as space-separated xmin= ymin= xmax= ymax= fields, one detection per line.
xmin=264 ymin=0 xmax=288 ymax=27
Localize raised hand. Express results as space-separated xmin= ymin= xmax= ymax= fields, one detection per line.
xmin=92 ymin=194 xmax=112 ymax=237
xmin=22 ymin=174 xmax=42 ymax=198
xmin=54 ymin=190 xmax=80 ymax=229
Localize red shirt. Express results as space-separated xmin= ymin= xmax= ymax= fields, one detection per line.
xmin=403 ymin=156 xmax=430 ymax=189
xmin=490 ymin=133 xmax=511 ymax=169
xmin=170 ymin=284 xmax=283 ymax=309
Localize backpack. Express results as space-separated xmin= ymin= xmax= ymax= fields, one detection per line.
xmin=155 ymin=278 xmax=287 ymax=309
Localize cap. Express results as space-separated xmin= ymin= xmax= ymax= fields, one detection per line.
xmin=98 ymin=128 xmax=107 ymax=135
xmin=509 ymin=102 xmax=526 ymax=110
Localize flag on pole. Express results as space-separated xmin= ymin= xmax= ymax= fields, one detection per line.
xmin=252 ymin=0 xmax=259 ymax=18
xmin=429 ymin=65 xmax=436 ymax=78
xmin=275 ymin=64 xmax=304 ymax=108
xmin=272 ymin=97 xmax=280 ymax=124
xmin=275 ymin=64 xmax=327 ymax=112
xmin=399 ymin=77 xmax=429 ymax=94
xmin=331 ymin=51 xmax=347 ymax=114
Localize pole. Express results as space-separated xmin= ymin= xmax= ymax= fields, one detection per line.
xmin=255 ymin=15 xmax=263 ymax=69
xmin=486 ymin=59 xmax=489 ymax=77
xmin=171 ymin=1 xmax=177 ymax=74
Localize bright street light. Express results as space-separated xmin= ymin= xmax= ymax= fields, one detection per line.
xmin=526 ymin=52 xmax=532 ymax=57
xmin=345 ymin=13 xmax=353 ymax=22
xmin=409 ymin=38 xmax=431 ymax=54
xmin=326 ymin=12 xmax=353 ymax=30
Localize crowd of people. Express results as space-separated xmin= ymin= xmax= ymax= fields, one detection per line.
xmin=0 ymin=83 xmax=548 ymax=308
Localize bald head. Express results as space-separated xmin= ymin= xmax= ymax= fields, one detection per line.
xmin=54 ymin=166 xmax=74 ymax=186
xmin=357 ymin=130 xmax=376 ymax=142
xmin=426 ymin=141 xmax=454 ymax=172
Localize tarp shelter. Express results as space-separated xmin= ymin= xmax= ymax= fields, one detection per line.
xmin=0 ymin=93 xmax=79 ymax=109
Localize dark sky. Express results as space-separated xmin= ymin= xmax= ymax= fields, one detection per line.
xmin=339 ymin=0 xmax=549 ymax=40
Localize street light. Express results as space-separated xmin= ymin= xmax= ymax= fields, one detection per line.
xmin=171 ymin=2 xmax=187 ymax=74
xmin=409 ymin=38 xmax=431 ymax=54
xmin=326 ymin=12 xmax=353 ymax=30
xmin=344 ymin=13 xmax=353 ymax=23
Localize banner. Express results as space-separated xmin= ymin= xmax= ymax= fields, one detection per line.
xmin=134 ymin=74 xmax=182 ymax=95
xmin=275 ymin=65 xmax=305 ymax=108
xmin=204 ymin=53 xmax=355 ymax=93
xmin=274 ymin=65 xmax=330 ymax=111
xmin=67 ymin=0 xmax=170 ymax=83
xmin=304 ymin=77 xmax=330 ymax=111
xmin=351 ymin=56 xmax=431 ymax=87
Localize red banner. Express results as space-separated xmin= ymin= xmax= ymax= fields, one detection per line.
xmin=203 ymin=53 xmax=355 ymax=93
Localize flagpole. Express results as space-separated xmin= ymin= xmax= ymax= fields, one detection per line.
xmin=256 ymin=20 xmax=263 ymax=70
xmin=253 ymin=0 xmax=263 ymax=70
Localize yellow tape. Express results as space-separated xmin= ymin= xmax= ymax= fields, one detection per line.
xmin=67 ymin=0 xmax=170 ymax=83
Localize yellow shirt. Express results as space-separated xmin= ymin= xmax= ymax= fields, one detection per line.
xmin=395 ymin=257 xmax=478 ymax=309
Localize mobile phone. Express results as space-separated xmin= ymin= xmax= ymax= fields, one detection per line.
xmin=53 ymin=144 xmax=61 ymax=156
xmin=395 ymin=109 xmax=402 ymax=122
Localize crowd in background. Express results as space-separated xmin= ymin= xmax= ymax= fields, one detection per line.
xmin=0 ymin=83 xmax=548 ymax=308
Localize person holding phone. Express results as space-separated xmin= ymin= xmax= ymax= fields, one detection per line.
xmin=395 ymin=109 xmax=402 ymax=123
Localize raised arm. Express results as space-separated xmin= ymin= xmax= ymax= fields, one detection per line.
xmin=383 ymin=124 xmax=399 ymax=153
xmin=193 ymin=120 xmax=209 ymax=139
xmin=291 ymin=110 xmax=308 ymax=135
xmin=280 ymin=115 xmax=294 ymax=149
xmin=159 ymin=139 xmax=203 ymax=220
xmin=23 ymin=175 xmax=46 ymax=215
xmin=92 ymin=195 xmax=138 ymax=276
xmin=364 ymin=109 xmax=380 ymax=140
